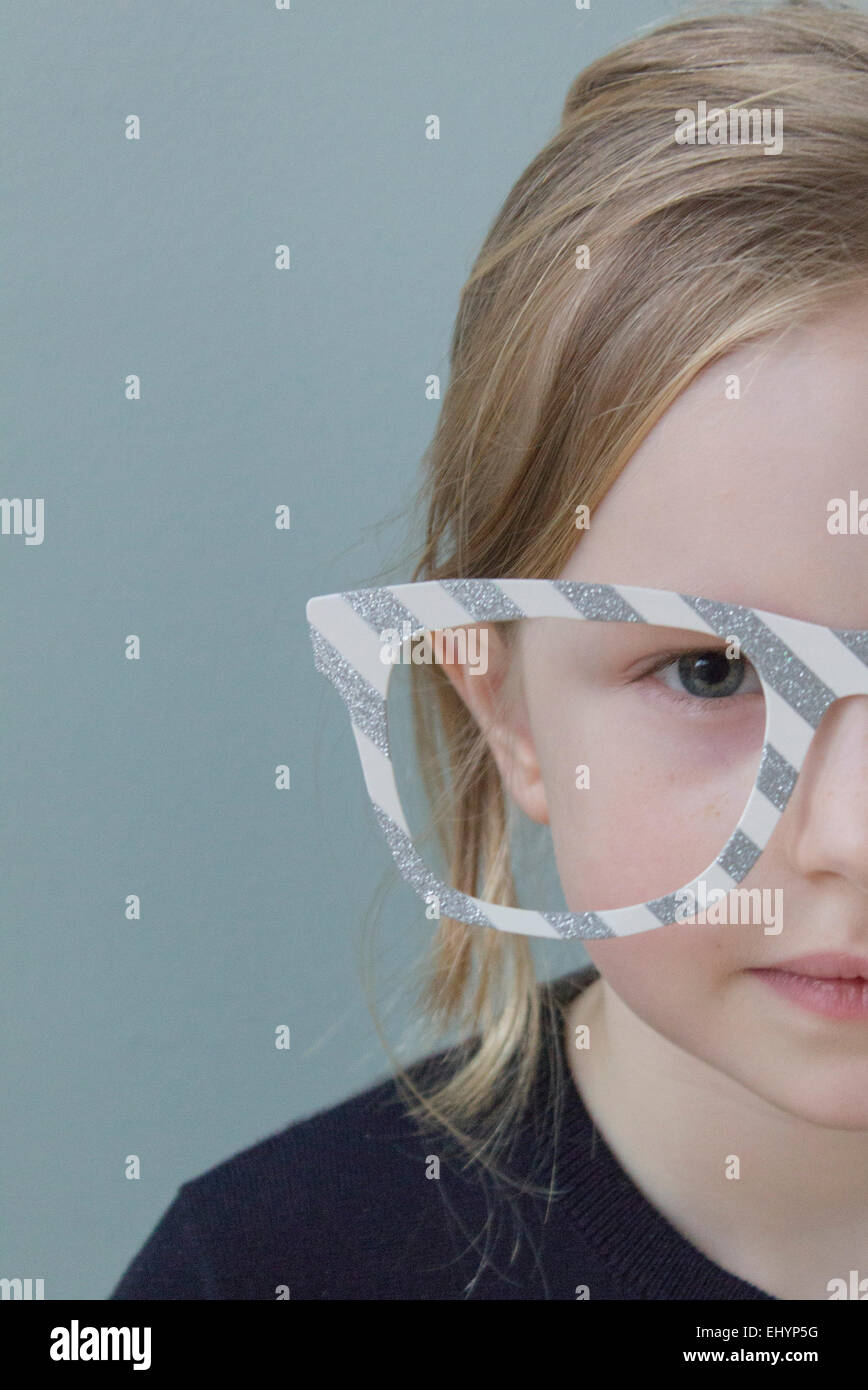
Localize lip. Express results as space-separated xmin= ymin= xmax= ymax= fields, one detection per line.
xmin=748 ymin=953 xmax=868 ymax=1021
xmin=761 ymin=952 xmax=868 ymax=979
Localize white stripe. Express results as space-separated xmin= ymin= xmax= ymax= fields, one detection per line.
xmin=756 ymin=611 xmax=868 ymax=697
xmin=352 ymin=725 xmax=410 ymax=835
xmin=472 ymin=900 xmax=562 ymax=938
xmin=495 ymin=579 xmax=587 ymax=618
xmin=308 ymin=596 xmax=392 ymax=695
xmin=697 ymin=861 xmax=739 ymax=894
xmin=385 ymin=581 xmax=483 ymax=629
xmin=603 ymin=902 xmax=670 ymax=937
xmin=763 ymin=685 xmax=815 ymax=762
xmin=735 ymin=781 xmax=783 ymax=849
xmin=615 ymin=587 xmax=719 ymax=633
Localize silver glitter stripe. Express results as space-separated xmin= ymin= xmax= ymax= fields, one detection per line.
xmin=756 ymin=741 xmax=799 ymax=811
xmin=833 ymin=628 xmax=868 ymax=667
xmin=371 ymin=805 xmax=498 ymax=928
xmin=717 ymin=827 xmax=762 ymax=882
xmin=555 ymin=581 xmax=645 ymax=623
xmin=538 ymin=910 xmax=615 ymax=941
xmin=341 ymin=588 xmax=421 ymax=635
xmin=679 ymin=595 xmax=836 ymax=729
xmin=646 ymin=891 xmax=684 ymax=925
xmin=308 ymin=626 xmax=390 ymax=757
xmin=439 ymin=579 xmax=526 ymax=621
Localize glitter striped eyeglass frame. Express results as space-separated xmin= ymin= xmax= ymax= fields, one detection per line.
xmin=306 ymin=580 xmax=868 ymax=941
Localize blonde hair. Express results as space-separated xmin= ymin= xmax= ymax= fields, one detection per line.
xmin=362 ymin=0 xmax=868 ymax=1196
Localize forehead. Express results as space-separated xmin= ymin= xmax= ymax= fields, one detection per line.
xmin=562 ymin=291 xmax=868 ymax=629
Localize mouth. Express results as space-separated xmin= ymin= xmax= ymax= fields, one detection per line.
xmin=747 ymin=953 xmax=868 ymax=1021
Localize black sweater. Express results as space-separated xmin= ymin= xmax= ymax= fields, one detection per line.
xmin=110 ymin=966 xmax=775 ymax=1300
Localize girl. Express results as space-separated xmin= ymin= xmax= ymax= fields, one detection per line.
xmin=112 ymin=0 xmax=868 ymax=1300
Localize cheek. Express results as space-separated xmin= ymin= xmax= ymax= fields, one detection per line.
xmin=585 ymin=927 xmax=735 ymax=1038
xmin=531 ymin=695 xmax=764 ymax=913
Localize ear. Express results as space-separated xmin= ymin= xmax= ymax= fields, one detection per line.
xmin=437 ymin=624 xmax=550 ymax=826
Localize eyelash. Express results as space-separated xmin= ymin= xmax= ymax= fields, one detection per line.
xmin=636 ymin=648 xmax=762 ymax=705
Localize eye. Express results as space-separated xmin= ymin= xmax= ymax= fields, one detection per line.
xmin=650 ymin=648 xmax=761 ymax=700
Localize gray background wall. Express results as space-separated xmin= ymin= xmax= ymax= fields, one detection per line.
xmin=2 ymin=0 xmax=808 ymax=1301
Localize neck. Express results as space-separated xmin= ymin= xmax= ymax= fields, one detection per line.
xmin=564 ymin=976 xmax=868 ymax=1300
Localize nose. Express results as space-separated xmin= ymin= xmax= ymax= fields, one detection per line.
xmin=784 ymin=694 xmax=868 ymax=894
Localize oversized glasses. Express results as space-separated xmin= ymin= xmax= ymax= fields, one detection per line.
xmin=306 ymin=579 xmax=868 ymax=941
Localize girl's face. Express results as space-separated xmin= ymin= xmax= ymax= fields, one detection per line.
xmin=449 ymin=290 xmax=868 ymax=1128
